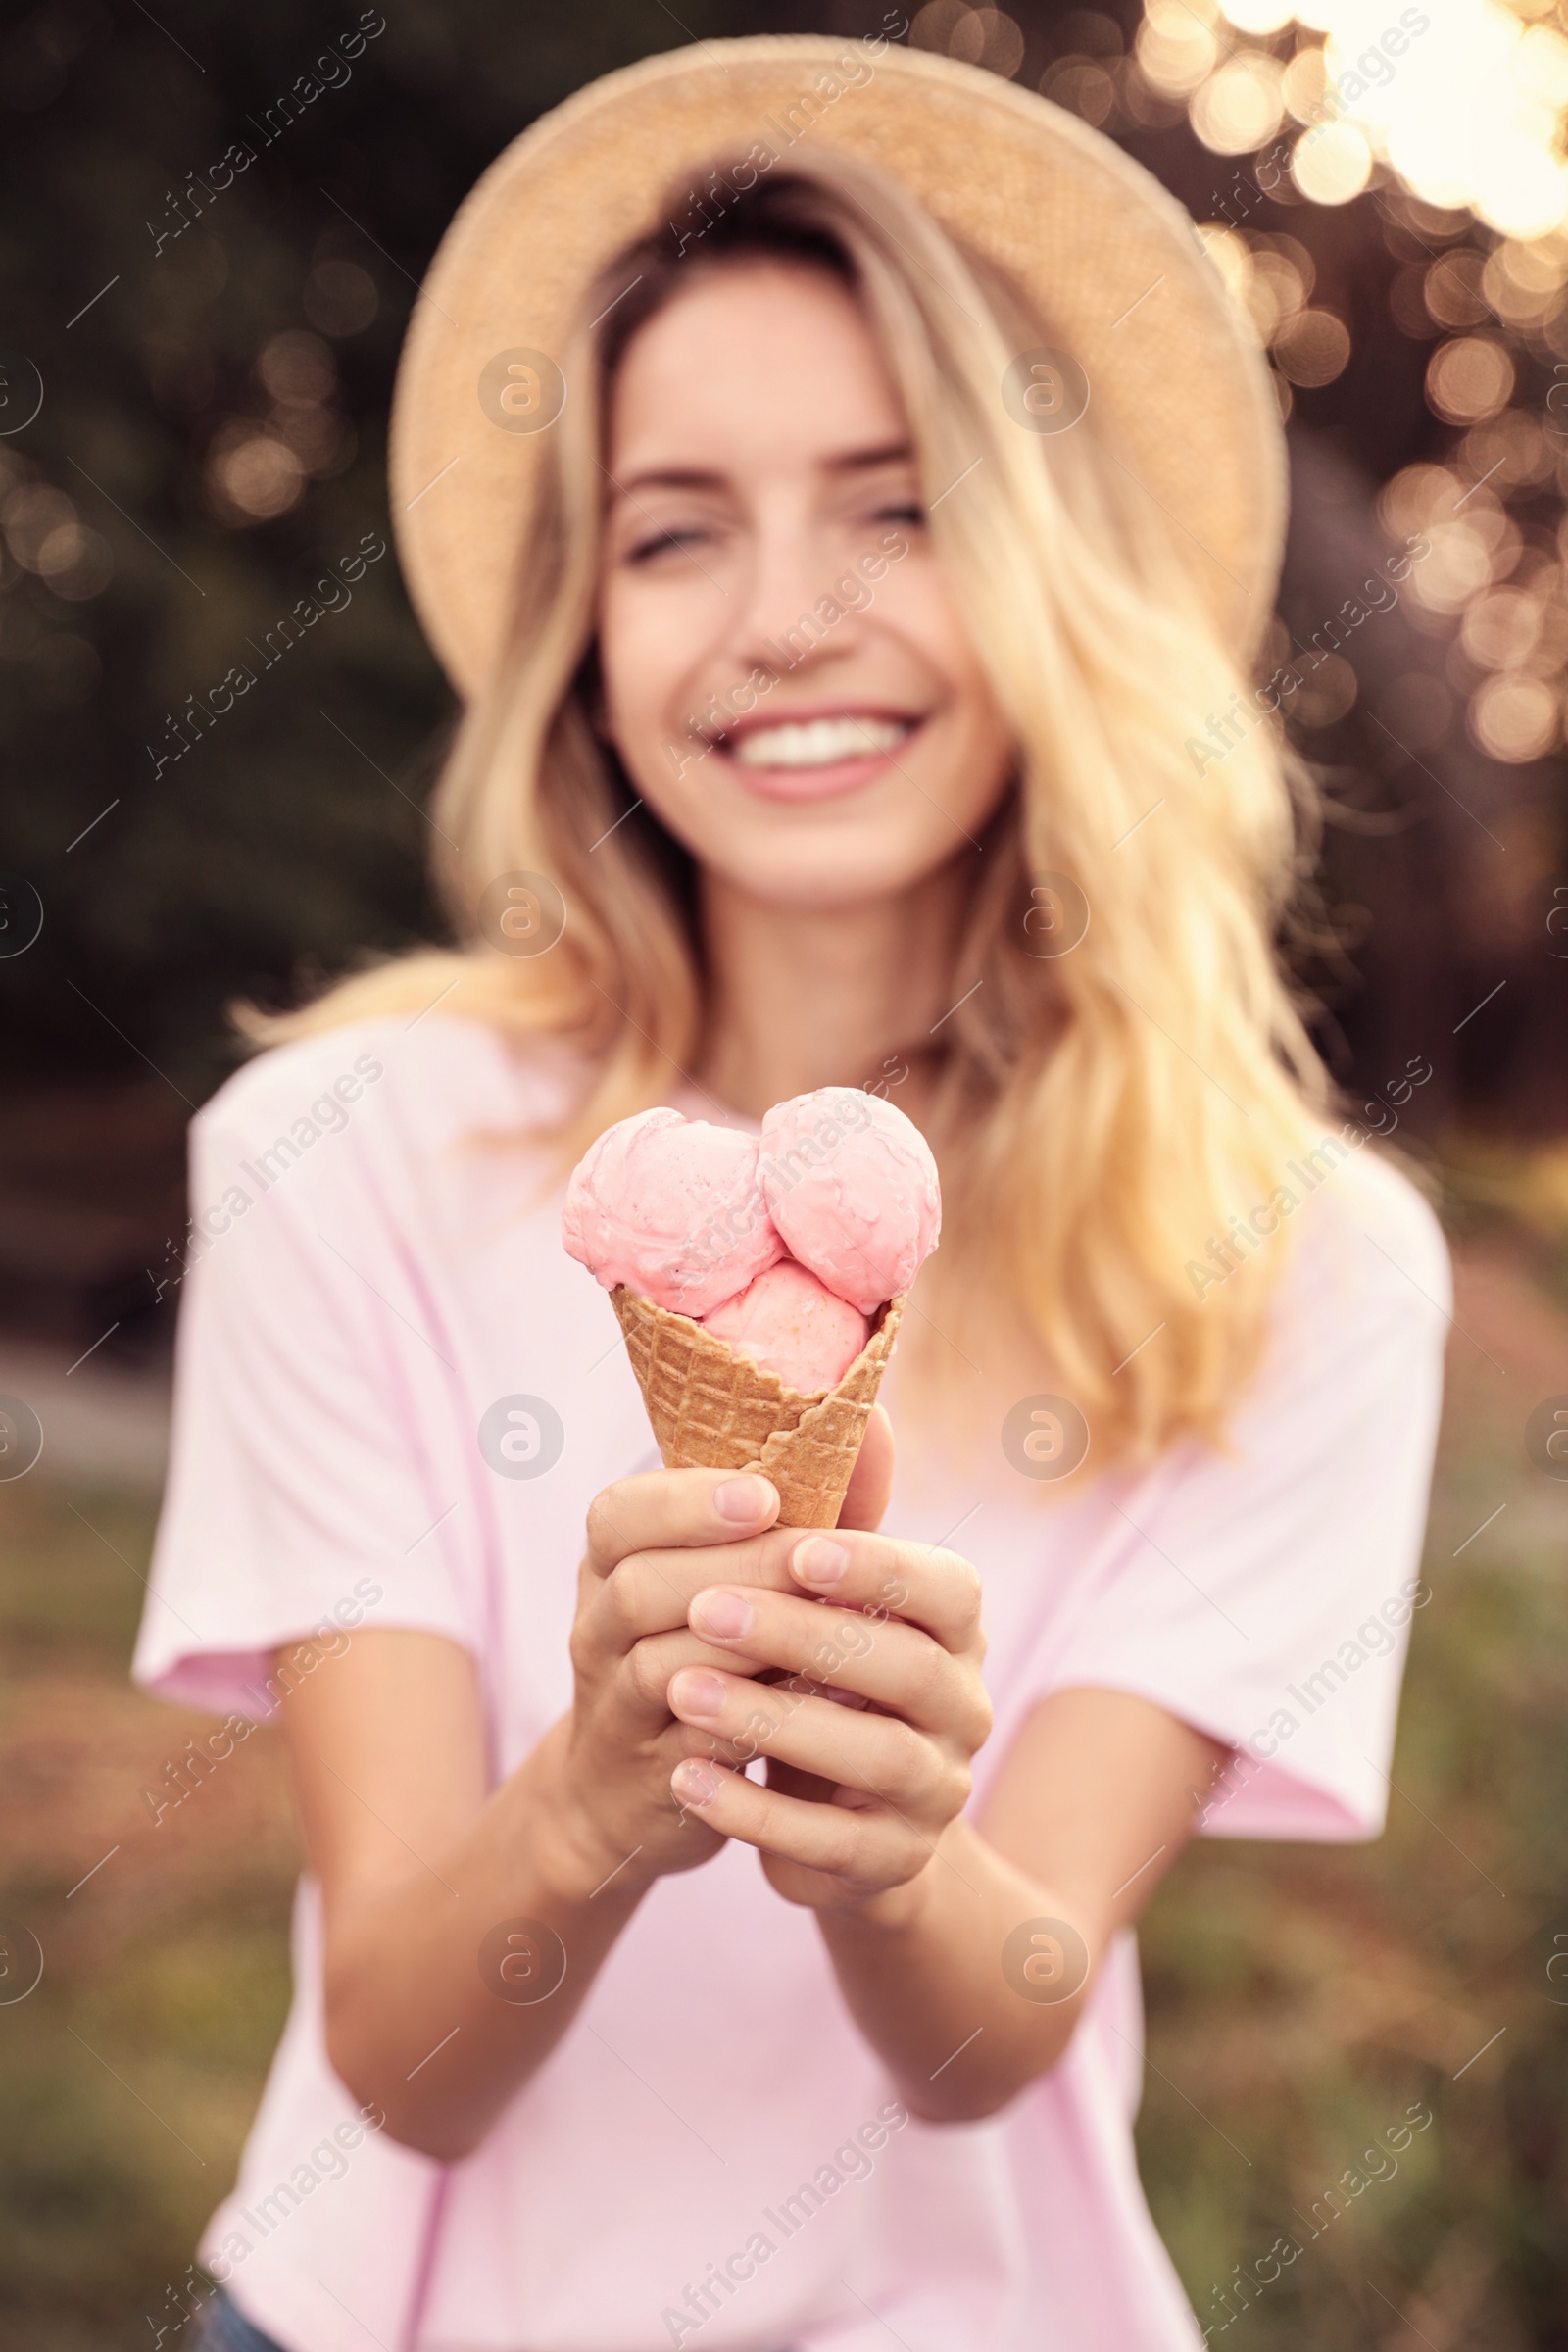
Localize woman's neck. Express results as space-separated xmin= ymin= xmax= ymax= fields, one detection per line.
xmin=692 ymin=858 xmax=975 ymax=1124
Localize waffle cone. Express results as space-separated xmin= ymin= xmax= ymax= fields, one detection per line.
xmin=610 ymin=1286 xmax=904 ymax=1528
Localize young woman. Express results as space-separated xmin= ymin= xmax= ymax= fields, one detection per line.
xmin=137 ymin=37 xmax=1449 ymax=2352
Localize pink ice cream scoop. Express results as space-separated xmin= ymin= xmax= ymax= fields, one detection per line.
xmin=759 ymin=1088 xmax=941 ymax=1315
xmin=702 ymin=1259 xmax=871 ymax=1395
xmin=562 ymin=1106 xmax=783 ymax=1317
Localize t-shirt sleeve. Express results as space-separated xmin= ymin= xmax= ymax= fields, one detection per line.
xmin=132 ymin=1045 xmax=476 ymax=1721
xmin=1015 ymin=1154 xmax=1450 ymax=1841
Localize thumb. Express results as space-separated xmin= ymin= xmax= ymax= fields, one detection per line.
xmin=837 ymin=1403 xmax=894 ymax=1532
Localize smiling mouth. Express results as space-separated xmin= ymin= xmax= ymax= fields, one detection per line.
xmin=723 ymin=713 xmax=916 ymax=770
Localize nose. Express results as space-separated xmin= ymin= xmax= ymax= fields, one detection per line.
xmin=722 ymin=496 xmax=865 ymax=685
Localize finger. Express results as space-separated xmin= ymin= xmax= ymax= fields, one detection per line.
xmin=584 ymin=1469 xmax=778 ymax=1575
xmin=616 ymin=1629 xmax=772 ymax=1727
xmin=668 ymin=1756 xmax=912 ymax=1884
xmin=837 ymin=1405 xmax=894 ymax=1533
xmin=685 ymin=1585 xmax=988 ymax=1742
xmin=589 ymin=1525 xmax=816 ymax=1652
xmin=594 ymin=1514 xmax=979 ymax=1653
xmin=667 ymin=1666 xmax=962 ymax=1815
xmin=787 ymin=1527 xmax=982 ymax=1655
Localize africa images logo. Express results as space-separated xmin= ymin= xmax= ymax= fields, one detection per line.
xmin=477 ymin=1395 xmax=565 ymax=1479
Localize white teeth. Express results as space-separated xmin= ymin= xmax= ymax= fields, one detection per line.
xmin=731 ymin=715 xmax=912 ymax=769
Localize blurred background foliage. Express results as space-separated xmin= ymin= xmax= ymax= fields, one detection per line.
xmin=1 ymin=0 xmax=1566 ymax=2346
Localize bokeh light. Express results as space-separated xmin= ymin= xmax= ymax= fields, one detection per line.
xmin=1136 ymin=2 xmax=1217 ymax=96
xmin=204 ymin=426 xmax=306 ymax=524
xmin=302 ymin=258 xmax=378 ymax=337
xmin=35 ymin=524 xmax=114 ymax=601
xmin=1291 ymin=118 xmax=1373 ymax=204
xmin=1136 ymin=0 xmax=1568 ymax=238
xmin=1461 ymin=582 xmax=1545 ymax=668
xmin=4 ymin=482 xmax=74 ymax=569
xmin=258 ymin=330 xmax=337 ymax=406
xmin=1218 ymin=0 xmax=1297 ymax=31
xmin=1427 ymin=335 xmax=1516 ymax=422
xmin=1041 ymin=55 xmax=1117 ymax=123
xmin=950 ymin=5 xmax=1025 ymax=75
xmin=1469 ymin=668 xmax=1559 ymax=756
xmin=1192 ymin=54 xmax=1286 ymax=152
xmin=1133 ymin=0 xmax=1568 ymax=760
xmin=1274 ymin=306 xmax=1351 ymax=384
xmin=911 ymin=0 xmax=1025 ymax=74
xmin=1293 ymin=647 xmax=1359 ymax=722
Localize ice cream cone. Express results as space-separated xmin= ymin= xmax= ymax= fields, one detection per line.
xmin=610 ymin=1286 xmax=904 ymax=1528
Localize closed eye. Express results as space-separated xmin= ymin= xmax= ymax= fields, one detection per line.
xmin=624 ymin=526 xmax=713 ymax=564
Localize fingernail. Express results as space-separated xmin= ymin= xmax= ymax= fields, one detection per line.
xmin=793 ymin=1537 xmax=850 ymax=1587
xmin=713 ymin=1475 xmax=775 ymax=1524
xmin=692 ymin=1589 xmax=755 ymax=1640
xmin=671 ymin=1670 xmax=727 ymax=1719
xmin=674 ymin=1760 xmax=719 ymax=1805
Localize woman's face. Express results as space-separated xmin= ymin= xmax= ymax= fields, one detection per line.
xmin=596 ymin=258 xmax=1014 ymax=909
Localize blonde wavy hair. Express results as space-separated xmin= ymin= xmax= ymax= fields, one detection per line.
xmin=254 ymin=147 xmax=1331 ymax=1465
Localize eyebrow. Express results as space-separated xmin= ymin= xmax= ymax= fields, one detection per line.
xmin=612 ymin=441 xmax=915 ymax=501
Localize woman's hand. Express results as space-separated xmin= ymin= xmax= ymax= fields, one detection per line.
xmin=546 ymin=1462 xmax=792 ymax=1892
xmin=551 ymin=1409 xmax=908 ymax=1903
xmin=664 ymin=1498 xmax=992 ymax=1918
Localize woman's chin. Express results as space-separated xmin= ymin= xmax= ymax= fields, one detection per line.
xmin=639 ymin=762 xmax=1003 ymax=908
xmin=692 ymin=830 xmax=960 ymax=911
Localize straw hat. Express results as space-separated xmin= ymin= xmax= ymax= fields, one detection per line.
xmin=389 ymin=34 xmax=1286 ymax=699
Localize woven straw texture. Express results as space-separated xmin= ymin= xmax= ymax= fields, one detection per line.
xmin=611 ymin=1286 xmax=905 ymax=1528
xmin=390 ymin=36 xmax=1285 ymax=696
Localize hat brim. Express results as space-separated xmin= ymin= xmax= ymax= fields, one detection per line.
xmin=389 ymin=34 xmax=1286 ymax=698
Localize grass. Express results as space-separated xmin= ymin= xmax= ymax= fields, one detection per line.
xmin=1137 ymin=1225 xmax=1568 ymax=2350
xmin=0 ymin=1481 xmax=297 ymax=2351
xmin=0 ymin=1225 xmax=1564 ymax=2348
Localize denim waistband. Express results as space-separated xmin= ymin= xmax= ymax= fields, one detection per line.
xmin=189 ymin=2288 xmax=292 ymax=2352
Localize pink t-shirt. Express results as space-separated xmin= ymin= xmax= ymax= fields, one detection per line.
xmin=133 ymin=1015 xmax=1448 ymax=2352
